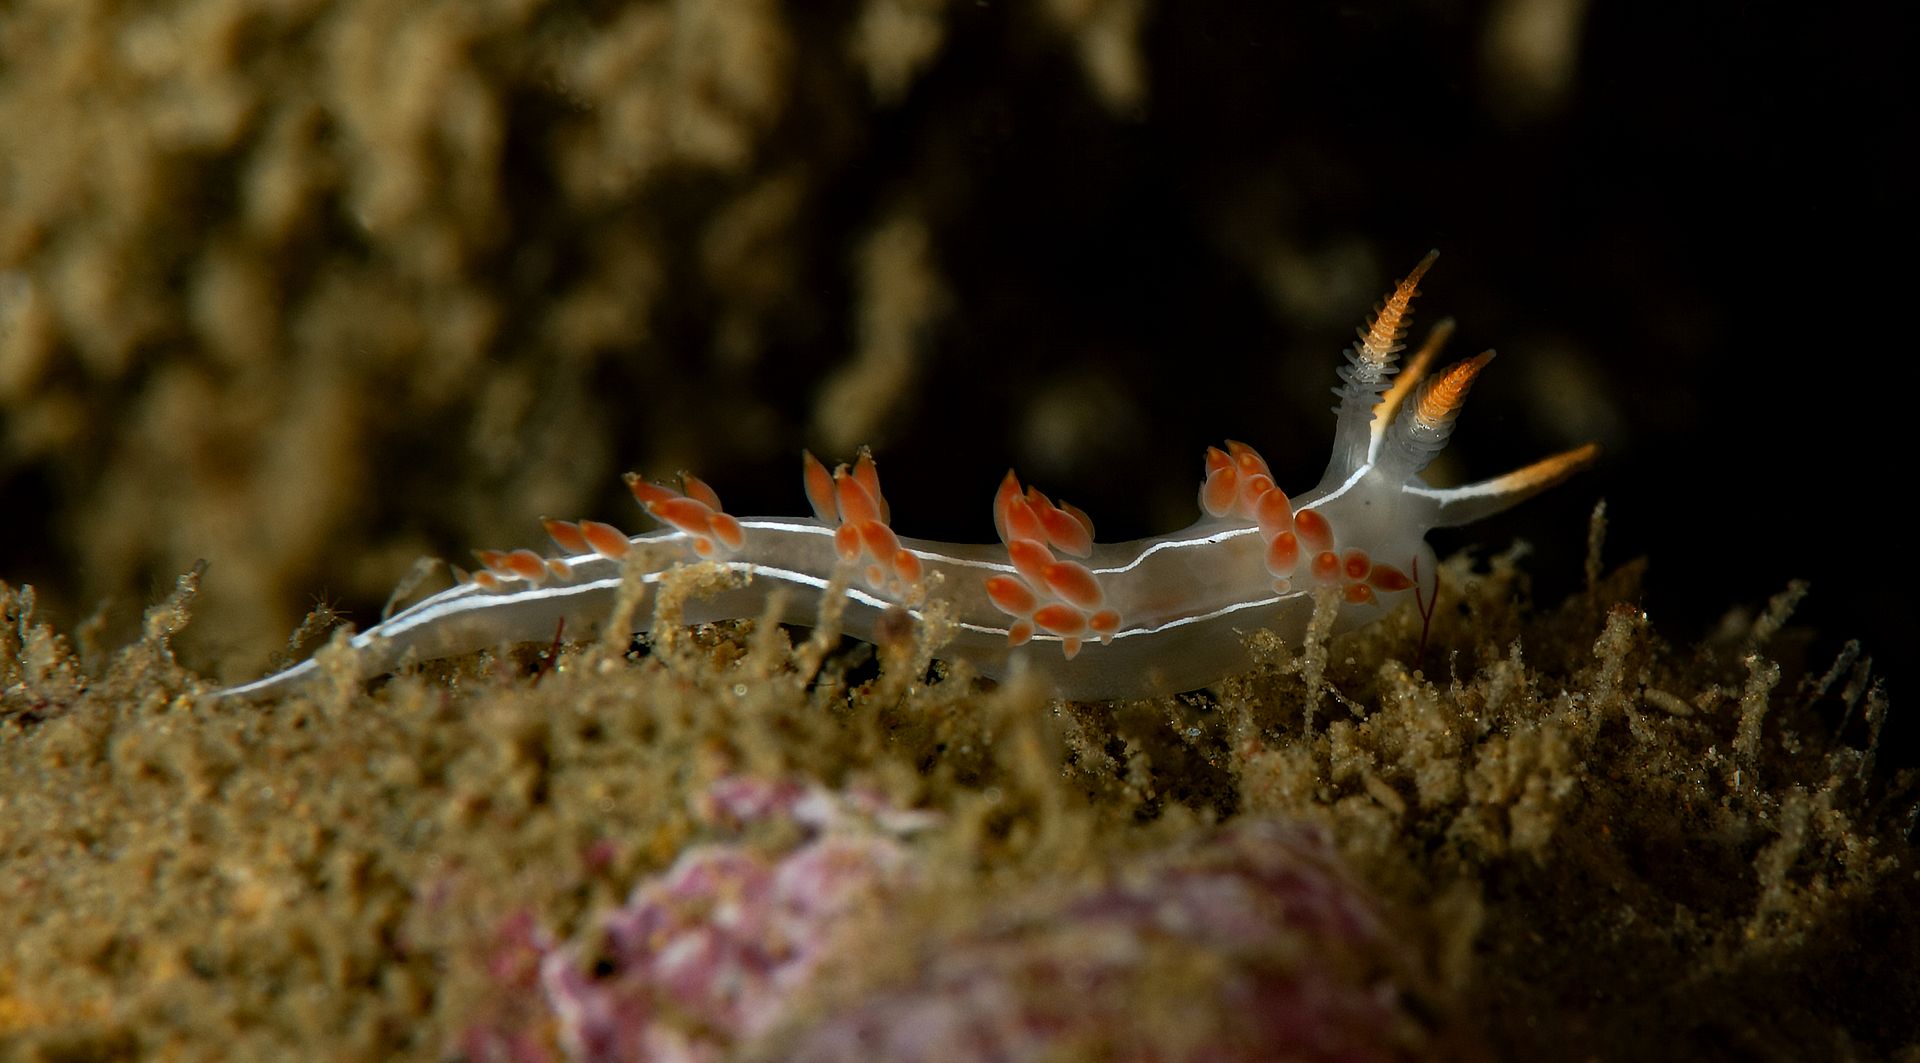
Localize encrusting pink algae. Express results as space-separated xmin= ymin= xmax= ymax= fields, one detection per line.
xmin=464 ymin=778 xmax=1449 ymax=1062
xmin=466 ymin=778 xmax=938 ymax=1062
xmin=778 ymin=817 xmax=1441 ymax=1063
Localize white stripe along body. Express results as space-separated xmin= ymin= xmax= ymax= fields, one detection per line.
xmin=219 ymin=254 xmax=1596 ymax=701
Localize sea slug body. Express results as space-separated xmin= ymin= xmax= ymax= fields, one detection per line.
xmin=220 ymin=253 xmax=1597 ymax=701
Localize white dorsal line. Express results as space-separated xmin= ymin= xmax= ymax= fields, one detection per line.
xmin=216 ymin=256 xmax=1594 ymax=702
xmin=373 ymin=525 xmax=1291 ymax=645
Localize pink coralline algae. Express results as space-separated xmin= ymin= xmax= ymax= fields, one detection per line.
xmin=464 ymin=784 xmax=1448 ymax=1063
xmin=777 ymin=819 xmax=1447 ymax=1063
xmin=466 ymin=777 xmax=938 ymax=1063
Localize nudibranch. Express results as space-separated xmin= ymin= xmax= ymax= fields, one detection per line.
xmin=218 ymin=253 xmax=1596 ymax=701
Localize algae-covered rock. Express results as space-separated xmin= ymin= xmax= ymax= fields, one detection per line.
xmin=3 ymin=525 xmax=1914 ymax=1059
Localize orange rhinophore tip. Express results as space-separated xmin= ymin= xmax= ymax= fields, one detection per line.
xmin=1415 ymin=350 xmax=1496 ymax=431
xmin=1375 ymin=317 xmax=1455 ymax=424
xmin=1355 ymin=249 xmax=1438 ymax=365
xmin=579 ymin=520 xmax=631 ymax=559
xmin=802 ymin=451 xmax=837 ymax=523
xmin=1204 ymin=445 xmax=1231 ymax=475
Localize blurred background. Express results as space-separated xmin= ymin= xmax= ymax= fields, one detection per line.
xmin=0 ymin=0 xmax=1903 ymax=726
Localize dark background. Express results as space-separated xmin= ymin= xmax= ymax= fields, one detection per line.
xmin=0 ymin=1 xmax=1906 ymax=751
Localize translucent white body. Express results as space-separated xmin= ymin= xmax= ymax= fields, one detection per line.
xmin=217 ymin=256 xmax=1595 ymax=702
